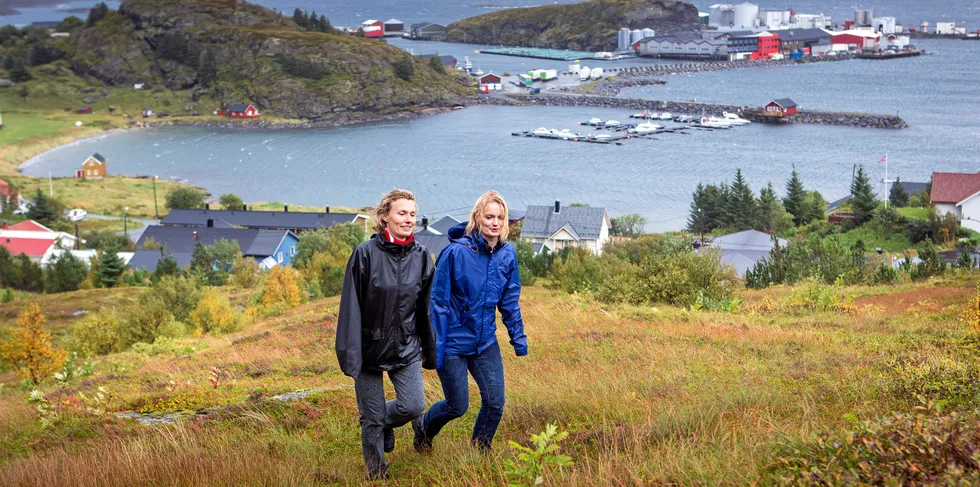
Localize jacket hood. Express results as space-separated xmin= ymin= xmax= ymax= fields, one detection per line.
xmin=447 ymin=221 xmax=507 ymax=253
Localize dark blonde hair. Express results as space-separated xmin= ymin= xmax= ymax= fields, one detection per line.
xmin=465 ymin=190 xmax=509 ymax=241
xmin=373 ymin=189 xmax=417 ymax=233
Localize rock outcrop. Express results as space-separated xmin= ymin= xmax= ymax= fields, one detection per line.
xmin=445 ymin=0 xmax=701 ymax=51
xmin=57 ymin=0 xmax=469 ymax=120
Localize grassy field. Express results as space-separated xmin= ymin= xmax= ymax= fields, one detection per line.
xmin=1 ymin=275 xmax=978 ymax=485
xmin=897 ymin=207 xmax=930 ymax=220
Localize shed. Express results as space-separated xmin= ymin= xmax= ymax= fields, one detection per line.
xmin=478 ymin=73 xmax=502 ymax=92
xmin=409 ymin=22 xmax=447 ymax=40
xmin=361 ymin=19 xmax=385 ymax=38
xmin=383 ymin=19 xmax=404 ymax=33
xmin=226 ymin=104 xmax=261 ymax=119
xmin=763 ymin=98 xmax=798 ymax=116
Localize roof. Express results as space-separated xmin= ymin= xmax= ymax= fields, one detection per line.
xmin=429 ymin=215 xmax=461 ymax=235
xmin=522 ymin=205 xmax=608 ymax=240
xmin=384 ymin=19 xmax=403 ymax=24
xmin=160 ymin=208 xmax=366 ymax=231
xmin=414 ymin=232 xmax=451 ymax=259
xmin=362 ymin=19 xmax=379 ymax=25
xmin=0 ymin=235 xmax=57 ymax=257
xmin=931 ymin=172 xmax=980 ymax=204
xmin=769 ymin=98 xmax=798 ymax=108
xmin=418 ymin=54 xmax=457 ymax=64
xmin=836 ymin=29 xmax=882 ymax=39
xmin=31 ymin=21 xmax=60 ymax=29
xmin=710 ymin=229 xmax=787 ymax=251
xmin=411 ymin=22 xmax=433 ymax=29
xmin=479 ymin=73 xmax=501 ymax=81
xmin=719 ymin=249 xmax=771 ymax=277
xmin=8 ymin=220 xmax=53 ymax=232
xmin=135 ymin=226 xmax=295 ymax=258
xmin=88 ymin=153 xmax=106 ymax=164
xmin=640 ymin=35 xmax=724 ymax=46
xmin=778 ymin=28 xmax=834 ymax=41
xmin=227 ymin=104 xmax=253 ymax=112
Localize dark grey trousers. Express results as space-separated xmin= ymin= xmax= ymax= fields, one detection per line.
xmin=353 ymin=360 xmax=426 ymax=475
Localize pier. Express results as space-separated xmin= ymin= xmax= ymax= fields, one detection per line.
xmin=480 ymin=47 xmax=597 ymax=61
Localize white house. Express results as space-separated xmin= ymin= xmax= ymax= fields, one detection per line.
xmin=935 ymin=21 xmax=956 ymax=35
xmin=521 ymin=201 xmax=610 ymax=255
xmin=931 ymin=171 xmax=980 ymax=232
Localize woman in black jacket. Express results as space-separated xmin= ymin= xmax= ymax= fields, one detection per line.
xmin=336 ymin=189 xmax=436 ymax=480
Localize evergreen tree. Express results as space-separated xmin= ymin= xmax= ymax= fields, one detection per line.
xmin=957 ymin=250 xmax=975 ymax=270
xmin=801 ymin=191 xmax=828 ymax=225
xmin=850 ymin=166 xmax=878 ymax=225
xmin=43 ymin=251 xmax=88 ymax=293
xmin=428 ymin=54 xmax=446 ymax=74
xmin=16 ymin=253 xmax=43 ymax=292
xmin=26 ymin=189 xmax=58 ymax=225
xmin=87 ymin=2 xmax=110 ymax=27
xmin=292 ymin=8 xmax=306 ymax=28
xmin=0 ymin=246 xmax=14 ymax=288
xmin=889 ymin=177 xmax=909 ymax=208
xmin=190 ymin=241 xmax=219 ymax=285
xmin=757 ymin=182 xmax=782 ymax=233
xmin=9 ymin=63 xmax=32 ymax=83
xmin=152 ymin=250 xmax=181 ymax=282
xmin=198 ymin=49 xmax=218 ymax=87
xmin=393 ymin=57 xmax=415 ymax=81
xmin=783 ymin=167 xmax=807 ymax=227
xmin=688 ymin=183 xmax=710 ymax=233
xmin=310 ymin=10 xmax=319 ymax=30
xmin=98 ymin=240 xmax=127 ymax=288
xmin=727 ymin=169 xmax=757 ymax=231
xmin=319 ymin=15 xmax=332 ymax=33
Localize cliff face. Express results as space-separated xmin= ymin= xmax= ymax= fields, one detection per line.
xmin=445 ymin=0 xmax=701 ymax=51
xmin=59 ymin=0 xmax=468 ymax=120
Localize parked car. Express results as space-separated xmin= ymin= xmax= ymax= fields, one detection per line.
xmin=67 ymin=209 xmax=88 ymax=222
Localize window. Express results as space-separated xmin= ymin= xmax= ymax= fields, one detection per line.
xmin=290 ymin=246 xmax=296 ymax=257
xmin=277 ymin=252 xmax=283 ymax=263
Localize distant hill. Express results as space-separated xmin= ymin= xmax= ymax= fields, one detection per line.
xmin=1 ymin=0 xmax=469 ymax=121
xmin=445 ymin=0 xmax=702 ymax=51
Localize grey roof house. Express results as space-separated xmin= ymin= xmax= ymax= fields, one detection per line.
xmin=161 ymin=207 xmax=368 ymax=234
xmin=704 ymin=229 xmax=787 ymax=277
xmin=130 ymin=226 xmax=300 ymax=272
xmin=521 ymin=201 xmax=611 ymax=255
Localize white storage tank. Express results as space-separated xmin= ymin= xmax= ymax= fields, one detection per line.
xmin=590 ymin=67 xmax=603 ymax=79
xmin=579 ymin=66 xmax=591 ymax=80
xmin=618 ymin=28 xmax=631 ymax=50
xmin=733 ymin=2 xmax=759 ymax=29
xmin=569 ymin=64 xmax=580 ymax=74
xmin=630 ymin=30 xmax=643 ymax=44
xmin=641 ymin=28 xmax=656 ymax=39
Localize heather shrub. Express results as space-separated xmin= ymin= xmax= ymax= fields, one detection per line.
xmin=230 ymin=253 xmax=262 ymax=289
xmin=71 ymin=308 xmax=122 ymax=357
xmin=151 ymin=275 xmax=201 ymax=323
xmin=119 ymin=293 xmax=181 ymax=347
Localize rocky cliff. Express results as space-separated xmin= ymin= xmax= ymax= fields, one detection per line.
xmin=55 ymin=0 xmax=468 ymax=120
xmin=445 ymin=0 xmax=701 ymax=51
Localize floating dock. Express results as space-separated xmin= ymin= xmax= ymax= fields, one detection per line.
xmin=480 ymin=47 xmax=597 ymax=61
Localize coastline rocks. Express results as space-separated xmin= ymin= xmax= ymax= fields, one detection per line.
xmin=136 ymin=106 xmax=461 ymax=130
xmin=616 ymin=53 xmax=857 ymax=80
xmin=0 ymin=78 xmax=14 ymax=88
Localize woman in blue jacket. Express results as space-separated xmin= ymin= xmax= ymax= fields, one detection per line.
xmin=413 ymin=190 xmax=528 ymax=452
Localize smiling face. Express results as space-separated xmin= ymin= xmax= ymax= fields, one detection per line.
xmin=385 ymin=198 xmax=417 ymax=240
xmin=480 ymin=202 xmax=505 ymax=242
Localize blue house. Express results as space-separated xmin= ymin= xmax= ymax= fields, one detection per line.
xmin=129 ymin=225 xmax=300 ymax=272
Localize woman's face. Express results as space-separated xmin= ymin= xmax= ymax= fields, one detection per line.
xmin=386 ymin=198 xmax=417 ymax=240
xmin=481 ymin=202 xmax=505 ymax=241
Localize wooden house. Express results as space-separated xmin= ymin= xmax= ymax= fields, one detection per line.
xmin=77 ymin=153 xmax=108 ymax=179
xmin=763 ymin=98 xmax=798 ymax=116
xmin=226 ymin=104 xmax=261 ymax=119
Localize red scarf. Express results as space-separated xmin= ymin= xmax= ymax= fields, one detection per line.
xmin=383 ymin=229 xmax=414 ymax=246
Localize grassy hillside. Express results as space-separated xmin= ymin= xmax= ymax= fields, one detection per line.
xmin=2 ymin=275 xmax=979 ymax=485
xmin=445 ymin=0 xmax=701 ymax=51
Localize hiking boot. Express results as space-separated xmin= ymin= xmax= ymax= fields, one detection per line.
xmin=383 ymin=427 xmax=395 ymax=453
xmin=366 ymin=464 xmax=389 ymax=481
xmin=412 ymin=417 xmax=432 ymax=453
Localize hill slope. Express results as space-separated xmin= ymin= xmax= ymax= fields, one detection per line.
xmin=445 ymin=0 xmax=701 ymax=51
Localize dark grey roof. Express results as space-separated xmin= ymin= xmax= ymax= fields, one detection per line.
xmin=508 ymin=208 xmax=526 ymax=222
xmin=428 ymin=215 xmax=461 ymax=235
xmin=417 ymin=54 xmax=457 ymax=65
xmin=411 ymin=22 xmax=433 ymax=29
xmin=779 ymin=28 xmax=833 ymax=42
xmin=135 ymin=226 xmax=294 ymax=258
xmin=522 ymin=205 xmax=607 ymax=240
xmin=129 ymin=249 xmax=192 ymax=272
xmin=161 ymin=208 xmax=365 ymax=231
xmin=771 ymin=98 xmax=798 ymax=108
xmin=91 ymin=153 xmax=106 ymax=163
xmin=414 ymin=232 xmax=451 ymax=259
xmin=228 ymin=104 xmax=251 ymax=112
xmin=31 ymin=21 xmax=61 ymax=29
xmin=711 ymin=230 xmax=786 ymax=251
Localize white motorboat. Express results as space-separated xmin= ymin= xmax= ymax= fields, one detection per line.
xmin=604 ymin=120 xmax=621 ymax=127
xmin=658 ymin=112 xmax=673 ymax=120
xmin=588 ymin=117 xmax=602 ymax=125
xmin=707 ymin=116 xmax=737 ymax=127
xmin=722 ymin=111 xmax=751 ymax=125
xmin=628 ymin=122 xmax=662 ymax=134
xmin=696 ymin=117 xmax=730 ymax=129
xmin=552 ymin=128 xmax=578 ymax=139
xmin=532 ymin=127 xmax=551 ymax=136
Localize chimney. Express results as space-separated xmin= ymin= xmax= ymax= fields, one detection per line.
xmin=242 ymin=204 xmax=247 ymax=211
xmin=193 ymin=231 xmax=198 ymax=240
xmin=325 ymin=206 xmax=330 ymax=214
xmin=207 ymin=218 xmax=214 ymax=228
xmin=284 ymin=204 xmax=289 ymax=212
xmin=1 ymin=221 xmax=7 ymax=230
xmin=422 ymin=216 xmax=428 ymax=230
xmin=205 ymin=203 xmax=210 ymax=210
xmin=554 ymin=200 xmax=561 ymax=214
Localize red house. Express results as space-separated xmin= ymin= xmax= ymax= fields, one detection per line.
xmin=362 ymin=19 xmax=384 ymax=38
xmin=226 ymin=104 xmax=261 ymax=119
xmin=479 ymin=73 xmax=502 ymax=92
xmin=751 ymin=32 xmax=780 ymax=59
xmin=764 ymin=98 xmax=798 ymax=117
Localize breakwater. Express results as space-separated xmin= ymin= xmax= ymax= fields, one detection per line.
xmin=477 ymin=94 xmax=909 ymax=129
xmin=612 ymin=53 xmax=859 ymax=79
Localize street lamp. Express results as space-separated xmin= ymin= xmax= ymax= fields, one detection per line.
xmin=124 ymin=207 xmax=129 ymax=236
xmin=152 ymin=175 xmax=159 ymax=219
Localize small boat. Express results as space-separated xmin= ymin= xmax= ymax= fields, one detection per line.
xmin=552 ymin=128 xmax=578 ymax=139
xmin=604 ymin=120 xmax=621 ymax=128
xmin=657 ymin=112 xmax=673 ymax=120
xmin=594 ymin=133 xmax=612 ymax=140
xmin=532 ymin=127 xmax=551 ymax=136
xmin=694 ymin=117 xmax=730 ymax=129
xmin=473 ymin=67 xmax=484 ymax=76
xmin=674 ymin=115 xmax=696 ymax=123
xmin=628 ymin=122 xmax=662 ymax=134
xmin=722 ymin=111 xmax=751 ymax=125
xmin=588 ymin=117 xmax=602 ymax=125
xmin=707 ymin=116 xmax=736 ymax=127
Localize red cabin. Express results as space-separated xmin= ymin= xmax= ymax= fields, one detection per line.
xmin=362 ymin=20 xmax=385 ymax=38
xmin=764 ymin=98 xmax=798 ymax=117
xmin=226 ymin=104 xmax=261 ymax=119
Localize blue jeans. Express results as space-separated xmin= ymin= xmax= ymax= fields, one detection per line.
xmin=419 ymin=341 xmax=506 ymax=449
xmin=354 ymin=360 xmax=426 ymax=475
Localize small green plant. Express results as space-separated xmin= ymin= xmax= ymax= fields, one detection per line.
xmin=26 ymin=389 xmax=56 ymax=428
xmin=504 ymin=423 xmax=574 ymax=486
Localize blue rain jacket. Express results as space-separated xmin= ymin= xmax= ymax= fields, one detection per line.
xmin=430 ymin=222 xmax=528 ymax=368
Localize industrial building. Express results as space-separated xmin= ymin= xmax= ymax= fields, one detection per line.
xmin=777 ymin=28 xmax=834 ymax=53
xmin=707 ymin=2 xmax=759 ymax=29
xmin=634 ymin=36 xmax=728 ymax=59
xmin=832 ymin=30 xmax=881 ymax=49
xmin=618 ymin=27 xmax=656 ymax=51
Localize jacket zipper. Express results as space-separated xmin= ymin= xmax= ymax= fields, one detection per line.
xmin=477 ymin=244 xmax=492 ymax=355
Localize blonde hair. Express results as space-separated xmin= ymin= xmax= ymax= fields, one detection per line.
xmin=465 ymin=190 xmax=509 ymax=241
xmin=373 ymin=189 xmax=417 ymax=233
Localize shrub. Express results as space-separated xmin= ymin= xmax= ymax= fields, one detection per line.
xmin=765 ymin=404 xmax=980 ymax=485
xmin=190 ymin=291 xmax=241 ymax=335
xmin=885 ymin=355 xmax=980 ymax=408
xmin=261 ymin=266 xmax=304 ymax=313
xmin=393 ymin=57 xmax=414 ymax=81
xmin=151 ymin=275 xmax=201 ymax=323
xmin=784 ymin=278 xmax=856 ymax=315
xmin=428 ymin=54 xmax=446 ymax=74
xmin=119 ymin=293 xmax=178 ymax=347
xmin=164 ymin=186 xmax=205 ymax=210
xmin=71 ymin=308 xmax=121 ymax=357
xmin=230 ymin=253 xmax=262 ymax=289
xmin=962 ymin=284 xmax=980 ymax=335
xmin=219 ymin=193 xmax=244 ymax=210
xmin=504 ymin=424 xmax=574 ymax=487
xmin=276 ymin=54 xmax=330 ymax=79
xmin=0 ymin=303 xmax=68 ymax=384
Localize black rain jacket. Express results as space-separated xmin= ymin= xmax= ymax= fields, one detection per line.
xmin=336 ymin=232 xmax=437 ymax=378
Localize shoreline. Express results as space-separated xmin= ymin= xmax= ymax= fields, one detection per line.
xmin=17 ymin=128 xmax=132 ymax=172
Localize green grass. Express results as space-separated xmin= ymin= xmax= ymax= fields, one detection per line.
xmin=836 ymin=226 xmax=913 ymax=252
xmin=896 ymin=207 xmax=929 ymax=220
xmin=0 ymin=112 xmax=74 ymax=147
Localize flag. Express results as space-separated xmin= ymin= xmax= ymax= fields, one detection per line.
xmin=878 ymin=154 xmax=888 ymax=164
